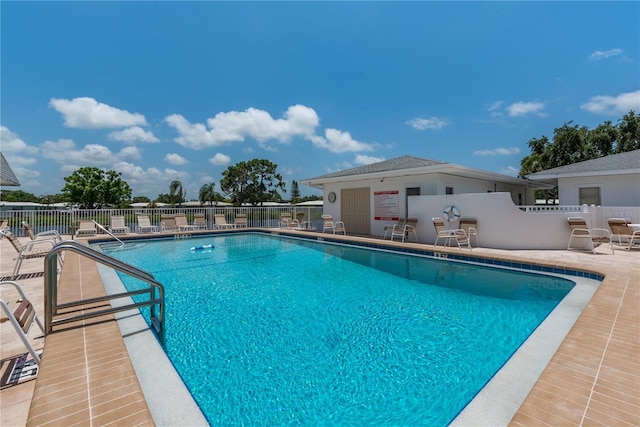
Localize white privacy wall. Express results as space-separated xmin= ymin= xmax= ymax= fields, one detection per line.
xmin=407 ymin=192 xmax=590 ymax=250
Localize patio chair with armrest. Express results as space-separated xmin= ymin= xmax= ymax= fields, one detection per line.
xmin=214 ymin=214 xmax=235 ymax=230
xmin=607 ymin=218 xmax=640 ymax=250
xmin=391 ymin=217 xmax=418 ymax=243
xmin=279 ymin=212 xmax=293 ymax=228
xmin=75 ymin=220 xmax=98 ymax=238
xmin=567 ymin=217 xmax=614 ymax=255
xmin=0 ymin=280 xmax=45 ymax=364
xmin=458 ymin=218 xmax=479 ymax=247
xmin=161 ymin=214 xmax=179 ymax=232
xmin=321 ymin=214 xmax=346 ymax=235
xmin=175 ymin=213 xmax=196 ymax=231
xmin=193 ymin=213 xmax=207 ymax=229
xmin=22 ymin=221 xmax=63 ymax=243
xmin=1 ymin=229 xmax=60 ymax=277
xmin=432 ymin=217 xmax=471 ymax=249
xmin=108 ymin=216 xmax=130 ymax=235
xmin=383 ymin=219 xmax=405 ymax=240
xmin=235 ymin=214 xmax=248 ymax=228
xmin=136 ymin=215 xmax=158 ymax=233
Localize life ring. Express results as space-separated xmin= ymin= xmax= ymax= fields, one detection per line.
xmin=190 ymin=244 xmax=214 ymax=251
xmin=443 ymin=205 xmax=460 ymax=223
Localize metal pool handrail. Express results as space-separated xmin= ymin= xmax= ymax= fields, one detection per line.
xmin=44 ymin=240 xmax=165 ymax=342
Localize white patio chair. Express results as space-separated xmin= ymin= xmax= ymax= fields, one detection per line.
xmin=567 ymin=217 xmax=614 ymax=254
xmin=1 ymin=280 xmax=45 ymax=364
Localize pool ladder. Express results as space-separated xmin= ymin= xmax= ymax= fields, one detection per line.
xmin=44 ymin=240 xmax=165 ymax=342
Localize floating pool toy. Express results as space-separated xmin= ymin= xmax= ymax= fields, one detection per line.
xmin=190 ymin=244 xmax=214 ymax=251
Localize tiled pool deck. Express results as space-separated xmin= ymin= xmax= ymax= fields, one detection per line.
xmin=1 ymin=229 xmax=638 ymax=426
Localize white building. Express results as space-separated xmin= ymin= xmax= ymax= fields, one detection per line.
xmin=526 ymin=150 xmax=640 ymax=207
xmin=299 ymin=155 xmax=547 ymax=236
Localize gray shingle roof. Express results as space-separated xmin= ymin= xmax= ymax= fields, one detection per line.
xmin=0 ymin=152 xmax=21 ymax=186
xmin=303 ymin=155 xmax=448 ymax=180
xmin=527 ymin=149 xmax=640 ymax=178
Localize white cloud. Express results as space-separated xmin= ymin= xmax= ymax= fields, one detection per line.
xmin=580 ymin=90 xmax=640 ymax=115
xmin=310 ymin=128 xmax=374 ymax=153
xmin=474 ymin=147 xmax=521 ymax=156
xmin=209 ymin=153 xmax=231 ymax=166
xmin=49 ymin=97 xmax=147 ymax=129
xmin=488 ymin=101 xmax=504 ymax=118
xmin=506 ymin=101 xmax=546 ymax=117
xmin=0 ymin=126 xmax=39 ymax=155
xmin=406 ymin=117 xmax=447 ymax=130
xmin=499 ymin=166 xmax=519 ymax=177
xmin=165 ymin=153 xmax=188 ymax=165
xmin=354 ymin=154 xmax=385 ymax=165
xmin=40 ymin=138 xmax=141 ymax=166
xmin=166 ymin=104 xmax=320 ymax=149
xmin=108 ymin=126 xmax=160 ymax=144
xmin=588 ymin=49 xmax=622 ymax=61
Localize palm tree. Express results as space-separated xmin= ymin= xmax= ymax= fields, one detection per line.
xmin=199 ymin=183 xmax=217 ymax=206
xmin=169 ymin=179 xmax=186 ymax=207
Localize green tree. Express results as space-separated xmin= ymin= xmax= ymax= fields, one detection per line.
xmin=61 ymin=167 xmax=132 ymax=209
xmin=290 ymin=180 xmax=301 ymax=204
xmin=220 ymin=159 xmax=286 ymax=206
xmin=132 ymin=196 xmax=151 ymax=204
xmin=616 ymin=111 xmax=640 ymax=153
xmin=198 ymin=183 xmax=218 ymax=206
xmin=169 ymin=179 xmax=186 ymax=207
xmin=0 ymin=190 xmax=40 ymax=202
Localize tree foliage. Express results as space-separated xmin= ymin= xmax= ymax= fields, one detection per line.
xmin=198 ymin=183 xmax=223 ymax=206
xmin=290 ymin=180 xmax=301 ymax=204
xmin=220 ymin=159 xmax=286 ymax=206
xmin=61 ymin=167 xmax=132 ymax=209
xmin=520 ymin=110 xmax=639 ymax=178
xmin=0 ymin=190 xmax=40 ymax=203
xmin=169 ymin=179 xmax=186 ymax=207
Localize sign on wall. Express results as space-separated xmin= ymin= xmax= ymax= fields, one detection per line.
xmin=374 ymin=190 xmax=400 ymax=220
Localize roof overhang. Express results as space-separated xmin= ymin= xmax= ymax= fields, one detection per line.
xmin=300 ymin=163 xmax=553 ymax=189
xmin=527 ymin=168 xmax=640 ymax=184
xmin=0 ymin=152 xmax=21 ymax=186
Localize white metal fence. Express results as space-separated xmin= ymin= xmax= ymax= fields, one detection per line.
xmin=1 ymin=206 xmax=325 ymax=237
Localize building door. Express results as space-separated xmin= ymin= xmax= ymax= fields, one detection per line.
xmin=341 ymin=187 xmax=371 ymax=235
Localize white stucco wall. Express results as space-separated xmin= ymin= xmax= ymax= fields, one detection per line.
xmin=405 ymin=192 xmax=580 ymax=249
xmin=321 ymin=173 xmax=535 ymax=226
xmin=558 ymin=174 xmax=640 ymax=207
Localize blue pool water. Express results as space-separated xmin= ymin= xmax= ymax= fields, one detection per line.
xmin=101 ymin=233 xmax=575 ymax=426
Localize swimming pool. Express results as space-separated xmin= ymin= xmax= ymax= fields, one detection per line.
xmin=101 ymin=233 xmax=577 ymax=426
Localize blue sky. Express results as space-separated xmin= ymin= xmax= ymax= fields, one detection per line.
xmin=1 ymin=1 xmax=639 ymax=200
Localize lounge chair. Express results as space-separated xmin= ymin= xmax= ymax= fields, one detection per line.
xmin=1 ymin=219 xmax=9 ymax=232
xmin=193 ymin=213 xmax=207 ymax=229
xmin=136 ymin=215 xmax=158 ymax=233
xmin=295 ymin=212 xmax=310 ymax=230
xmin=161 ymin=214 xmax=179 ymax=232
xmin=321 ymin=214 xmax=346 ymax=235
xmin=383 ymin=219 xmax=405 ymax=240
xmin=432 ymin=217 xmax=470 ymax=249
xmin=607 ymin=218 xmax=639 ymax=250
xmin=22 ymin=221 xmax=63 ymax=243
xmin=108 ymin=216 xmax=130 ymax=234
xmin=235 ymin=214 xmax=248 ymax=228
xmin=214 ymin=214 xmax=235 ymax=229
xmin=567 ymin=217 xmax=614 ymax=254
xmin=279 ymin=212 xmax=293 ymax=228
xmin=459 ymin=218 xmax=479 ymax=247
xmin=0 ymin=280 xmax=45 ymax=364
xmin=75 ymin=220 xmax=97 ymax=238
xmin=175 ymin=214 xmax=196 ymax=231
xmin=391 ymin=217 xmax=418 ymax=243
xmin=0 ymin=229 xmax=58 ymax=277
